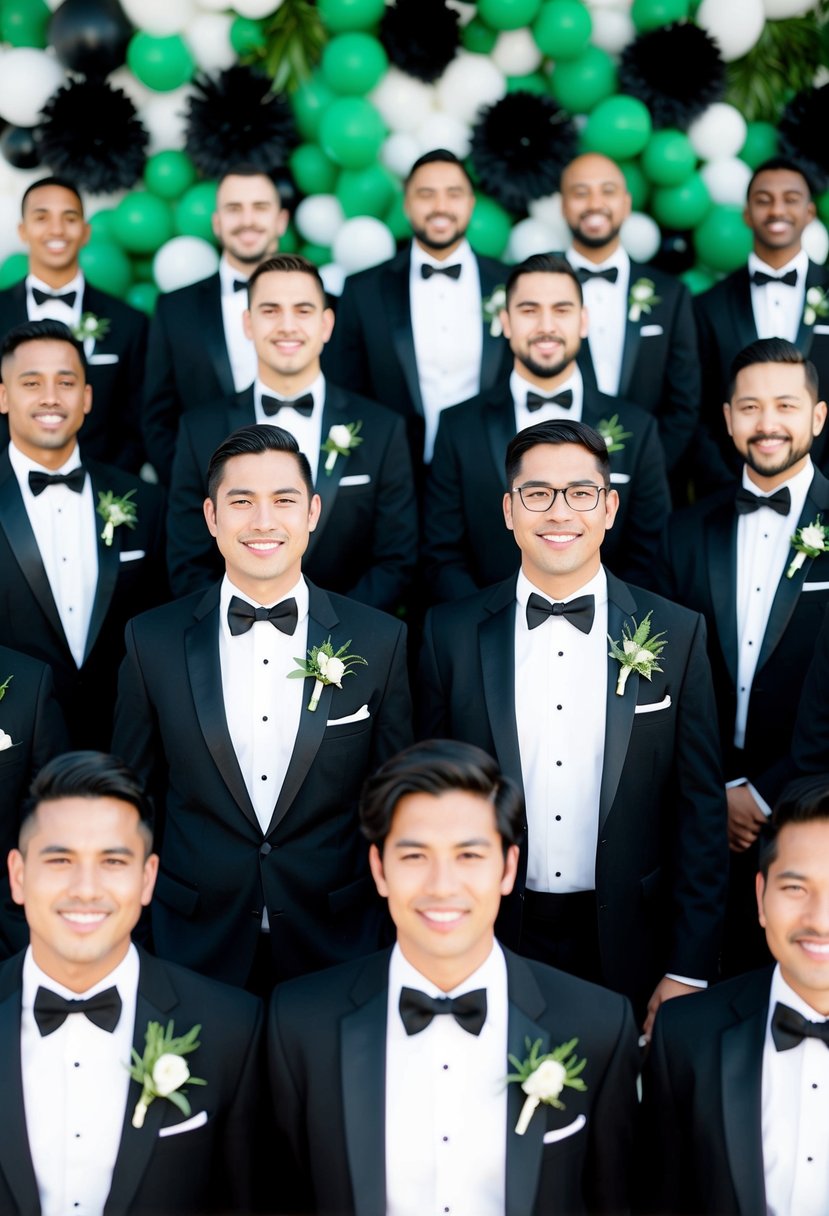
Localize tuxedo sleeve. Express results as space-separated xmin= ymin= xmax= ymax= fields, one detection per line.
xmin=775 ymin=612 xmax=829 ymax=794
xmin=324 ymin=280 xmax=373 ymax=400
xmin=167 ymin=418 xmax=219 ymax=598
xmin=415 ymin=608 xmax=452 ymax=739
xmin=585 ymin=995 xmax=640 ymax=1215
xmin=109 ymin=308 xmax=148 ymax=473
xmin=214 ymin=997 xmax=265 ymax=1212
xmin=266 ymin=988 xmax=316 ymax=1214
xmin=112 ymin=622 xmax=166 ymax=841
xmin=422 ymin=415 xmax=482 ymax=603
xmin=143 ymin=295 xmax=182 ymax=484
xmin=611 ymin=416 xmax=670 ymax=590
xmin=370 ymin=619 xmax=415 ymax=764
xmin=657 ymin=282 xmax=700 ymax=472
xmin=637 ymin=1005 xmax=689 ymax=1214
xmin=30 ymin=660 xmax=71 ymax=782
xmin=691 ymin=294 xmax=738 ymax=493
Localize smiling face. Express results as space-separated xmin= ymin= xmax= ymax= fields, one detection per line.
xmin=0 ymin=338 xmax=91 ymax=469
xmin=744 ymin=168 xmax=815 ymax=266
xmin=502 ymin=271 xmax=588 ymax=388
xmin=725 ymin=360 xmax=826 ymax=489
xmin=212 ymin=174 xmax=288 ymax=273
xmin=19 ymin=184 xmax=89 ymax=286
xmin=404 ymin=160 xmax=475 ymax=259
xmin=561 ymin=154 xmax=631 ymax=258
xmin=244 ymin=269 xmax=334 ymax=393
xmin=8 ymin=796 xmax=157 ymax=993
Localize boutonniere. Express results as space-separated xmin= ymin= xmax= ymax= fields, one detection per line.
xmin=96 ymin=488 xmax=138 ymax=547
xmin=596 ymin=414 xmax=632 ymax=454
xmin=628 ymin=278 xmax=661 ymax=322
xmin=128 ymin=1020 xmax=206 ymax=1129
xmin=482 ymin=285 xmax=506 ymax=337
xmin=787 ymin=515 xmax=829 ymax=577
xmin=322 ymin=422 xmax=362 ymax=475
xmin=804 ymin=286 xmax=829 ymax=327
xmin=289 ymin=635 xmax=367 ymax=712
xmin=0 ymin=674 xmax=11 ymax=702
xmin=507 ymin=1036 xmax=587 ymax=1136
xmin=608 ymin=611 xmax=666 ymax=695
xmin=72 ymin=312 xmax=110 ymax=344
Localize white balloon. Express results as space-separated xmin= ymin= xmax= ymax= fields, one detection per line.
xmin=506 ymin=218 xmax=559 ymax=263
xmin=688 ymin=103 xmax=747 ymax=161
xmin=414 ymin=112 xmax=472 ymax=160
xmin=764 ymin=0 xmax=817 ymax=14
xmin=295 ymin=195 xmax=345 ymax=247
xmin=142 ymin=87 xmax=194 ymax=154
xmin=700 ymin=157 xmax=752 ymax=206
xmin=621 ymin=212 xmax=661 ymax=263
xmin=233 ymin=0 xmax=285 ymax=16
xmin=195 ymin=0 xmax=231 ymax=9
xmin=527 ymin=193 xmax=571 ymax=248
xmin=446 ymin=0 xmax=476 ymax=23
xmin=0 ymin=49 xmax=65 ymax=128
xmin=333 ymin=217 xmax=396 ymax=275
xmin=43 ymin=0 xmax=65 ymax=9
xmin=0 ymin=193 xmax=26 ymax=263
xmin=803 ymin=219 xmax=829 ymax=265
xmin=185 ymin=13 xmax=236 ymax=72
xmin=84 ymin=189 xmax=128 ymax=216
xmin=492 ymin=29 xmax=543 ymax=77
xmin=119 ymin=0 xmax=197 ymax=36
xmin=154 ymin=236 xmax=219 ymax=292
xmin=370 ymin=68 xmax=435 ymax=135
xmin=381 ymin=132 xmax=420 ymax=179
xmin=107 ymin=66 xmax=155 ymax=113
xmin=588 ymin=9 xmax=636 ymax=55
xmin=319 ymin=262 xmax=346 ymax=299
xmin=696 ymin=0 xmax=765 ymax=61
xmin=435 ymin=52 xmax=506 ymax=127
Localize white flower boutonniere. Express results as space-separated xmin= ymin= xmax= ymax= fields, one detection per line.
xmin=483 ymin=285 xmax=507 ymax=337
xmin=628 ymin=278 xmax=661 ymax=323
xmin=0 ymin=674 xmax=12 ymax=702
xmin=322 ymin=421 xmax=362 ymax=475
xmin=608 ymin=611 xmax=667 ymax=695
xmin=0 ymin=730 xmax=12 ymax=751
xmin=804 ymin=286 xmax=829 ymax=327
xmin=128 ymin=1020 xmax=206 ymax=1129
xmin=596 ymin=414 xmax=632 ymax=454
xmin=507 ymin=1036 xmax=587 ymax=1136
xmin=787 ymin=516 xmax=829 ymax=578
xmin=72 ymin=312 xmax=110 ymax=344
xmin=289 ymin=636 xmax=367 ymax=712
xmin=96 ymin=489 xmax=138 ymax=547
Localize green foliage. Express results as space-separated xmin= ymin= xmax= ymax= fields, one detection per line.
xmin=726 ymin=10 xmax=828 ymax=124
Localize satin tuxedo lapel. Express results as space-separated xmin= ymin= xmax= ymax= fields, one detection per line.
xmin=479 ymin=260 xmax=507 ymax=392
xmin=705 ymin=501 xmax=739 ymax=688
xmin=727 ymin=269 xmax=761 ymax=353
xmin=340 ymin=952 xmax=390 ymax=1216
xmin=483 ymin=393 xmax=516 ymax=487
xmin=600 ymin=575 xmax=639 ymax=829
xmin=307 ymin=384 xmax=353 ymax=556
xmin=4 ymin=280 xmax=27 ymax=324
xmin=0 ymin=955 xmax=40 ymax=1215
xmin=720 ymin=971 xmax=769 ymax=1216
xmin=617 ymin=308 xmax=642 ymax=401
xmin=505 ymin=955 xmax=551 ymax=1216
xmin=794 ymin=262 xmax=828 ymax=356
xmin=198 ymin=275 xmax=235 ymax=401
xmin=0 ymin=452 xmax=67 ymax=653
xmin=384 ymin=250 xmax=423 ymax=417
xmin=83 ymin=462 xmax=122 ymax=663
xmin=479 ymin=578 xmax=524 ymax=794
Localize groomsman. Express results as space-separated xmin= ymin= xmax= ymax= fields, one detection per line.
xmin=143 ymin=165 xmax=289 ymax=481
xmin=167 ymin=254 xmax=417 ymax=610
xmin=641 ymin=776 xmax=829 ymax=1216
xmin=424 ymin=253 xmax=670 ymax=600
xmin=268 ymin=739 xmax=639 ymax=1216
xmin=324 ymin=148 xmax=511 ymax=464
xmin=113 ymin=425 xmax=412 ymax=993
xmin=418 ymin=419 xmax=727 ymax=1030
xmin=661 ymin=338 xmax=829 ymax=972
xmin=786 ymin=612 xmax=829 ymax=781
xmin=560 ymin=152 xmax=700 ymax=472
xmin=0 ymin=176 xmax=148 ymax=471
xmin=0 ymin=750 xmax=263 ymax=1214
xmin=0 ymin=320 xmax=166 ymax=750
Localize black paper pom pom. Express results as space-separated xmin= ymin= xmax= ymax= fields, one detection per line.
xmin=185 ymin=66 xmax=297 ymax=179
xmin=470 ymin=92 xmax=577 ymax=214
xmin=380 ymin=0 xmax=459 ymax=83
xmin=618 ymin=23 xmax=726 ymax=130
xmin=779 ymin=84 xmax=829 ymax=195
xmin=37 ymin=78 xmax=147 ymax=193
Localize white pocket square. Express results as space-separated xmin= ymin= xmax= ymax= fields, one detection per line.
xmin=802 ymin=581 xmax=829 ymax=591
xmin=88 ymin=353 xmax=119 ymax=365
xmin=814 ymin=325 xmax=829 ymax=334
xmin=609 ymin=473 xmax=630 ymax=484
xmin=640 ymin=324 xmax=663 ymax=337
xmin=634 ymin=694 xmax=671 ymax=715
xmin=339 ymin=474 xmax=371 ymax=487
xmin=158 ymin=1109 xmax=208 ymax=1138
xmin=543 ymin=1114 xmax=586 ymax=1144
xmin=119 ymin=549 xmax=145 ymax=562
xmin=326 ymin=704 xmax=370 ymax=727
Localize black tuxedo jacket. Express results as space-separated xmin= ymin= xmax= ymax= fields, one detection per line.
xmin=786 ymin=608 xmax=829 ymax=785
xmin=0 ymin=946 xmax=263 ymax=1215
xmin=112 ymin=581 xmax=413 ymax=987
xmin=417 ymin=572 xmax=728 ymax=1011
xmin=640 ymin=967 xmax=774 ymax=1215
xmin=0 ymin=280 xmax=147 ymax=472
xmin=268 ymin=946 xmax=638 ymax=1216
xmin=167 ymin=383 xmax=417 ymax=610
xmin=660 ymin=468 xmax=829 ymax=803
xmin=0 ymin=451 xmax=167 ymax=750
xmin=574 ymin=260 xmax=699 ymax=472
xmin=423 ymin=385 xmax=670 ymax=601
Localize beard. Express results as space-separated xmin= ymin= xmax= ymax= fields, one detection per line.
xmin=515 ymin=344 xmax=575 ymax=381
xmin=410 ymin=220 xmax=467 ymax=254
xmin=567 ymin=218 xmax=623 ymax=251
xmin=744 ymin=433 xmax=813 ymax=478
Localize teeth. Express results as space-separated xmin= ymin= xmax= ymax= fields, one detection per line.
xmin=245 ymin=541 xmax=281 ymax=550
xmin=801 ymin=941 xmax=829 ymax=954
xmin=35 ymin=414 xmax=64 ymax=424
xmin=422 ymin=910 xmax=463 ymax=922
xmin=62 ymin=912 xmax=106 ymax=924
xmin=542 ymin=534 xmax=577 ymax=543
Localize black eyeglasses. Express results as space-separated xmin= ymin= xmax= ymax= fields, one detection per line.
xmin=511 ymin=484 xmax=607 ymax=512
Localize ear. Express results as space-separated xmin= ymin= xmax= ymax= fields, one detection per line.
xmin=277 ymin=208 xmax=289 ymax=238
xmin=82 ymin=384 xmax=92 ymax=416
xmin=141 ymin=853 xmax=159 ymax=908
xmin=500 ymin=309 xmax=511 ymax=342
xmin=603 ymin=486 xmax=620 ymax=533
xmin=211 ymin=211 xmax=221 ymax=241
xmin=755 ymin=871 xmax=767 ymax=928
xmin=368 ymin=844 xmax=388 ymax=898
xmin=79 ymin=221 xmax=90 ymax=251
xmin=0 ymin=384 xmax=8 ymax=417
xmin=321 ymin=307 xmax=335 ymax=345
xmin=8 ymin=849 xmax=24 ymax=907
xmin=242 ymin=309 xmax=253 ymax=341
xmin=503 ymin=491 xmax=514 ymax=533
xmin=579 ymin=304 xmax=589 ymax=340
xmin=813 ymin=398 xmax=827 ymax=437
xmin=203 ymin=497 xmax=218 ymax=539
xmin=307 ymin=492 xmax=321 ymax=533
xmin=723 ymin=401 xmax=733 ymax=438
xmin=500 ymin=844 xmax=520 ymax=897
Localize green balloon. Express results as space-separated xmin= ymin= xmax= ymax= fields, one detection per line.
xmin=462 ymin=17 xmax=498 ymax=54
xmin=292 ymin=74 xmax=337 ymax=141
xmin=651 ymin=173 xmax=711 ymax=230
xmin=230 ymin=17 xmax=266 ymax=56
xmin=468 ymin=195 xmax=512 ymax=259
xmin=112 ymin=193 xmax=174 ymax=255
xmin=318 ymin=0 xmax=386 ymax=33
xmin=336 ymin=164 xmax=397 ymax=218
xmin=126 ymin=282 xmax=160 ymax=315
xmin=80 ymin=240 xmax=133 ymax=298
xmin=740 ymin=122 xmax=779 ymax=170
xmin=550 ymin=46 xmax=617 ymax=114
xmin=290 ymin=144 xmax=339 ymax=196
xmin=89 ymin=209 xmax=117 ymax=241
xmin=318 ymin=97 xmax=386 ymax=170
xmin=279 ymin=223 xmax=300 ymax=254
xmin=0 ymin=253 xmax=28 ymax=289
xmin=533 ymin=0 xmax=592 ymax=60
xmin=694 ymin=205 xmax=753 ymax=273
xmin=583 ymin=95 xmax=652 ymax=160
xmin=618 ymin=160 xmax=649 ymax=212
xmin=507 ymin=73 xmax=548 ymax=95
xmin=127 ymin=33 xmax=194 ymax=93
xmin=322 ymin=33 xmax=387 ymax=96
xmin=300 ymin=242 xmax=332 ymax=267
xmin=131 ymin=256 xmax=157 ymax=282
xmin=385 ymin=192 xmax=410 ymax=242
xmin=641 ymin=129 xmax=696 ymax=187
xmin=681 ymin=266 xmax=715 ymax=295
xmin=478 ymin=0 xmax=542 ymax=31
xmin=144 ymin=151 xmax=197 ymax=201
xmin=174 ymin=182 xmax=218 ymax=242
xmin=2 ymin=0 xmax=49 ymax=48
xmin=632 ymin=0 xmax=689 ymax=32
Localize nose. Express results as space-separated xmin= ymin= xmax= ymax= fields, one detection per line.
xmin=546 ymin=489 xmax=575 ymax=521
xmin=67 ymin=860 xmax=102 ymax=901
xmin=424 ymin=856 xmax=459 ymax=899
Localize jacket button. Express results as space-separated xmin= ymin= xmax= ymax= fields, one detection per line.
xmin=259 ymin=843 xmax=272 ymax=857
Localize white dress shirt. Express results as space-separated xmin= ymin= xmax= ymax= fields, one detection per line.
xmin=21 ymin=944 xmax=139 ymax=1216
xmin=512 ymin=365 xmax=584 ymax=434
xmin=219 ymin=256 xmax=258 ymax=393
xmin=748 ymin=249 xmax=808 ymax=343
xmin=253 ymin=372 xmax=325 ymax=482
xmin=409 ymin=240 xmax=483 ymax=462
xmin=385 ymin=943 xmax=508 ymax=1216
xmin=762 ymin=965 xmax=829 ymax=1216
xmin=8 ymin=441 xmax=98 ymax=668
xmin=567 ymin=247 xmax=630 ymax=397
xmin=27 ymin=270 xmax=84 ymax=330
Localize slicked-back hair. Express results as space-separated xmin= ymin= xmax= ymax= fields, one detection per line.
xmin=747 ymin=156 xmax=815 ymax=201
xmin=1 ymin=319 xmax=87 ymax=378
xmin=247 ymin=253 xmax=326 ymax=307
xmin=206 ymin=423 xmax=314 ymax=503
xmin=758 ymin=774 xmax=829 ymax=878
xmin=728 ymin=337 xmax=819 ymax=403
xmin=405 ymin=148 xmax=473 ymax=190
xmin=505 ymin=253 xmax=583 ymax=309
xmin=505 ymin=419 xmax=611 ymax=490
xmin=21 ymin=175 xmax=84 ymax=216
xmin=360 ymin=739 xmax=524 ymax=857
xmin=218 ymin=163 xmax=280 ymax=193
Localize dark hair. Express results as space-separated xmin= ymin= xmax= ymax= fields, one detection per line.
xmin=505 ymin=253 xmax=583 ymax=308
xmin=505 ymin=418 xmax=611 ymax=490
xmin=747 ymin=156 xmax=815 ymax=201
xmin=405 ymin=148 xmax=473 ymax=189
xmin=206 ymin=423 xmax=314 ymax=503
xmin=360 ymin=739 xmax=524 ymax=857
xmin=728 ymin=337 xmax=818 ymax=402
xmin=19 ymin=751 xmax=154 ymax=854
xmin=1 ymin=319 xmax=87 ymax=377
xmin=247 ymin=253 xmax=326 ymax=307
xmin=218 ymin=163 xmax=280 ymax=193
xmin=21 ymin=175 xmax=84 ymax=217
xmin=758 ymin=774 xmax=829 ymax=878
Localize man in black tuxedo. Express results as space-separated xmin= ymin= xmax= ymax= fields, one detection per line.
xmin=167 ymin=254 xmax=417 ymax=610
xmin=113 ymin=424 xmax=412 ymax=993
xmin=143 ymin=165 xmax=289 ymax=482
xmin=641 ymin=776 xmax=829 ymax=1216
xmin=661 ymin=338 xmax=829 ymax=973
xmin=0 ymin=176 xmax=147 ymax=472
xmin=0 ymin=750 xmax=262 ymax=1215
xmin=560 ymin=152 xmax=699 ymax=473
xmin=268 ymin=738 xmax=639 ymax=1216
xmin=418 ymin=419 xmax=727 ymax=1031
xmin=694 ymin=156 xmax=829 ymax=490
xmin=424 ymin=253 xmax=670 ymax=600
xmin=323 ymin=148 xmax=511 ymax=466
xmin=0 ymin=321 xmax=166 ymax=750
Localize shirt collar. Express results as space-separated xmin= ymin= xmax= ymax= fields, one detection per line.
xmin=741 ymin=455 xmax=814 ymax=515
xmin=8 ymin=439 xmax=83 ymax=481
xmin=219 ymin=573 xmax=309 ymax=643
xmin=511 ymin=365 xmax=583 ymax=411
xmin=567 ymin=246 xmax=629 ymax=276
xmin=748 ymin=249 xmax=809 ymax=281
xmin=516 ymin=565 xmax=608 ymax=614
xmin=255 ymin=372 xmax=325 ymax=414
xmin=219 ymin=256 xmax=249 ymax=298
xmin=767 ymin=963 xmax=829 ymax=1037
xmin=22 ymin=942 xmax=139 ymax=1011
xmin=27 ymin=270 xmax=84 ymax=301
xmin=389 ymin=940 xmax=505 ymax=1001
xmin=410 ymin=238 xmax=473 ymax=275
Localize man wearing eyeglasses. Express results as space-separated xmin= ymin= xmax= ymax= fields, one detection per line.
xmin=417 ymin=418 xmax=728 ymax=1037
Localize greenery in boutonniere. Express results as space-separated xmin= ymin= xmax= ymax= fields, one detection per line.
xmin=803 ymin=286 xmax=829 ymax=328
xmin=289 ymin=636 xmax=367 ymax=711
xmin=72 ymin=312 xmax=110 ymax=344
xmin=507 ymin=1036 xmax=587 ymax=1136
xmin=608 ymin=612 xmax=667 ymax=696
xmin=596 ymin=415 xmax=632 ymax=454
xmin=322 ymin=422 xmax=362 ymax=475
xmin=129 ymin=1020 xmax=206 ymax=1129
xmin=787 ymin=516 xmax=829 ymax=578
xmin=96 ymin=489 xmax=137 ymax=547
xmin=483 ymin=285 xmax=507 ymax=336
xmin=628 ymin=278 xmax=661 ymax=323
xmin=0 ymin=674 xmax=11 ymax=702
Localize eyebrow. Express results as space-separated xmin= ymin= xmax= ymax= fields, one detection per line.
xmin=38 ymin=845 xmax=136 ymax=857
xmin=392 ymin=837 xmax=493 ymax=849
xmin=518 ymin=478 xmax=600 ymax=487
xmin=255 ymin=300 xmax=317 ymax=310
xmin=734 ymin=394 xmax=801 ymax=404
xmin=775 ymin=869 xmax=808 ymax=880
xmin=223 ymin=486 xmax=302 ymax=497
xmin=16 ymin=368 xmax=77 ymax=377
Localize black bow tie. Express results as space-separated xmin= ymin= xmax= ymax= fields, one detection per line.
xmin=261 ymin=393 xmax=314 ymax=419
xmin=734 ymin=485 xmax=791 ymax=517
xmin=526 ymin=389 xmax=573 ymax=413
xmin=750 ymin=269 xmax=798 ymax=287
xmin=399 ymin=986 xmax=487 ymax=1037
xmin=575 ymin=266 xmax=618 ymax=285
xmin=33 ymin=985 xmax=122 ymax=1037
xmin=31 ymin=287 xmax=77 ymax=308
xmin=526 ymin=591 xmax=595 ymax=634
xmin=421 ymin=263 xmax=462 ymax=281
xmin=227 ymin=594 xmax=298 ymax=637
xmin=771 ymin=1001 xmax=829 ymax=1052
xmin=232 ymin=278 xmax=248 ymax=293
xmin=28 ymin=467 xmax=86 ymax=496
